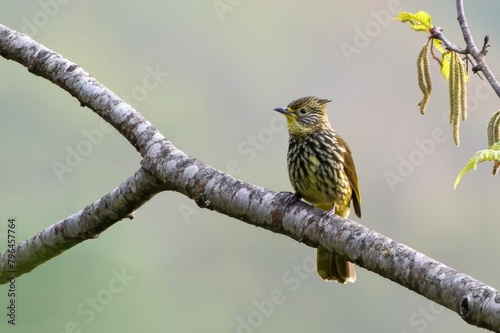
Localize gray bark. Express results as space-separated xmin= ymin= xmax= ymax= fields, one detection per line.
xmin=1 ymin=14 xmax=499 ymax=332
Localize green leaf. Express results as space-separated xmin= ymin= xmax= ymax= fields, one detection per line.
xmin=441 ymin=51 xmax=452 ymax=80
xmin=454 ymin=142 xmax=500 ymax=188
xmin=395 ymin=11 xmax=433 ymax=32
xmin=433 ymin=39 xmax=445 ymax=53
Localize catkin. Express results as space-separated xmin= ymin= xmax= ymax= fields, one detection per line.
xmin=487 ymin=110 xmax=500 ymax=175
xmin=457 ymin=54 xmax=468 ymax=121
xmin=449 ymin=52 xmax=460 ymax=145
xmin=417 ymin=40 xmax=432 ymax=114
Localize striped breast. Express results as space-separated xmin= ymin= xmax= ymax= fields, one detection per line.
xmin=287 ymin=129 xmax=353 ymax=215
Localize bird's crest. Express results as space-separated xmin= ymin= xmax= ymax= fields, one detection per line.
xmin=287 ymin=96 xmax=331 ymax=111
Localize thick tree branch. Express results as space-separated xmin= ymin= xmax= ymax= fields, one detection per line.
xmin=1 ymin=23 xmax=500 ymax=332
xmin=0 ymin=168 xmax=162 ymax=281
xmin=0 ymin=26 xmax=156 ymax=155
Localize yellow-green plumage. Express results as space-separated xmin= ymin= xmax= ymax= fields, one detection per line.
xmin=274 ymin=96 xmax=361 ymax=284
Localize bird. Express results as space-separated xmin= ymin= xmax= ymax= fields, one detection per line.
xmin=273 ymin=96 xmax=361 ymax=284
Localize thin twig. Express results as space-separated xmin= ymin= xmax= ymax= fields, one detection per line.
xmin=481 ymin=35 xmax=490 ymax=56
xmin=455 ymin=0 xmax=500 ymax=97
xmin=429 ymin=26 xmax=467 ymax=54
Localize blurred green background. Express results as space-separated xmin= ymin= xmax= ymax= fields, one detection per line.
xmin=1 ymin=1 xmax=500 ymax=332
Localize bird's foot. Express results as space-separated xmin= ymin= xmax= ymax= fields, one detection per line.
xmin=284 ymin=192 xmax=301 ymax=210
xmin=277 ymin=192 xmax=305 ymax=241
xmin=322 ymin=204 xmax=337 ymax=218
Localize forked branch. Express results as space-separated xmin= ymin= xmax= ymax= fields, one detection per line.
xmin=1 ymin=9 xmax=500 ymax=332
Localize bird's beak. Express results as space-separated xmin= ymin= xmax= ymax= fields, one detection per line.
xmin=274 ymin=107 xmax=292 ymax=115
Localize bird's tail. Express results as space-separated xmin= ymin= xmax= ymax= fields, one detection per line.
xmin=316 ymin=247 xmax=356 ymax=284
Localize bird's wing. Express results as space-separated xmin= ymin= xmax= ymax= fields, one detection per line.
xmin=339 ymin=136 xmax=361 ymax=218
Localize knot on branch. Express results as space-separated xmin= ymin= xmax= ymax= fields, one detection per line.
xmin=459 ymin=295 xmax=470 ymax=319
xmin=194 ymin=193 xmax=211 ymax=208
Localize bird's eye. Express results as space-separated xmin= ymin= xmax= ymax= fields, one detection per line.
xmin=299 ymin=108 xmax=308 ymax=114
